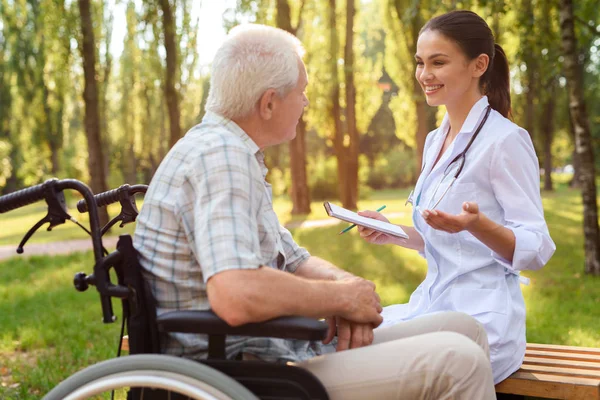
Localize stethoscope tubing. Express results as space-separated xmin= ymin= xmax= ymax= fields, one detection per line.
xmin=408 ymin=105 xmax=492 ymax=209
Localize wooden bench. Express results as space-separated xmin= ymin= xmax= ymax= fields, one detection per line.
xmin=122 ymin=337 xmax=599 ymax=399
xmin=495 ymin=343 xmax=600 ymax=399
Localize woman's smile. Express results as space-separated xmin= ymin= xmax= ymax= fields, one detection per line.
xmin=424 ymin=84 xmax=444 ymax=95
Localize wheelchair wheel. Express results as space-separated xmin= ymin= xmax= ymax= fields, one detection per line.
xmin=44 ymin=354 xmax=259 ymax=400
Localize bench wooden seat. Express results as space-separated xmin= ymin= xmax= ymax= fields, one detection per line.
xmin=122 ymin=336 xmax=599 ymax=399
xmin=495 ymin=343 xmax=600 ymax=399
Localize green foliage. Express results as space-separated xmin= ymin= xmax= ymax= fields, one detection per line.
xmin=0 ymin=0 xmax=599 ymax=201
xmin=0 ymin=186 xmax=599 ymax=398
xmin=366 ymin=145 xmax=417 ymax=189
xmin=0 ymin=140 xmax=11 ymax=188
xmin=308 ymin=155 xmax=340 ymax=200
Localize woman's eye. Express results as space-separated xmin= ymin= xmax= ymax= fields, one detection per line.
xmin=434 ymin=61 xmax=444 ymax=66
xmin=415 ymin=61 xmax=424 ymax=66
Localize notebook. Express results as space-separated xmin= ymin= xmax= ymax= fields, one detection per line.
xmin=323 ymin=202 xmax=409 ymax=239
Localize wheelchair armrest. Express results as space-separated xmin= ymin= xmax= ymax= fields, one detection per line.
xmin=157 ymin=310 xmax=328 ymax=341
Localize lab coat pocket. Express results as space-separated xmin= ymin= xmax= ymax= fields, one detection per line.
xmin=439 ymin=182 xmax=478 ymax=215
xmin=451 ymin=287 xmax=508 ymax=316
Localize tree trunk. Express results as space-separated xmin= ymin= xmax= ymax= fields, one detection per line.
xmin=567 ymin=111 xmax=581 ymax=188
xmin=559 ymin=0 xmax=600 ymax=275
xmin=343 ymin=0 xmax=358 ymax=210
xmin=276 ymin=0 xmax=311 ymax=214
xmin=395 ymin=0 xmax=435 ymax=172
xmin=160 ymin=0 xmax=181 ymax=149
xmin=541 ymin=84 xmax=555 ymax=191
xmin=78 ymin=0 xmax=109 ymax=226
xmin=522 ymin=0 xmax=537 ymax=144
xmin=289 ymin=117 xmax=311 ymax=213
xmin=100 ymin=9 xmax=113 ymax=183
xmin=329 ymin=0 xmax=348 ymax=207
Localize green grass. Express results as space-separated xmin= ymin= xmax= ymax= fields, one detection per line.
xmin=0 ymin=182 xmax=599 ymax=398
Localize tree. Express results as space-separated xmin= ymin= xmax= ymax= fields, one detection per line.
xmin=342 ymin=0 xmax=359 ymax=209
xmin=276 ymin=0 xmax=311 ymax=214
xmin=387 ymin=0 xmax=437 ymax=170
xmin=519 ymin=0 xmax=538 ymax=145
xmin=78 ymin=0 xmax=109 ymax=225
xmin=559 ymin=0 xmax=600 ymax=275
xmin=159 ymin=0 xmax=181 ymax=148
xmin=326 ymin=0 xmax=360 ymax=209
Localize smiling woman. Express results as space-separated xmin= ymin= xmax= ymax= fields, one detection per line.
xmin=356 ymin=10 xmax=556 ymax=384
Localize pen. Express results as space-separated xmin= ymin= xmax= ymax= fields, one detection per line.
xmin=338 ymin=205 xmax=387 ymax=235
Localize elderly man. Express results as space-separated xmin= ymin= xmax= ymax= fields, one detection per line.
xmin=134 ymin=24 xmax=496 ymax=399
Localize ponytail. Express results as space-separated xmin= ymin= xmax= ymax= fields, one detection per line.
xmin=486 ymin=44 xmax=511 ymax=118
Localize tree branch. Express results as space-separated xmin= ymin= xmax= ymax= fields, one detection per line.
xmin=574 ymin=15 xmax=600 ymax=37
xmin=295 ymin=0 xmax=307 ymax=35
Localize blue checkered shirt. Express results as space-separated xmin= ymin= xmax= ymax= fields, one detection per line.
xmin=134 ymin=111 xmax=336 ymax=362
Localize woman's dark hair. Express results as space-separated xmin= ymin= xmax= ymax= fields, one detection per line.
xmin=420 ymin=10 xmax=511 ymax=118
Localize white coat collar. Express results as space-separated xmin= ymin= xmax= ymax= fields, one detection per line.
xmin=437 ymin=96 xmax=490 ymax=141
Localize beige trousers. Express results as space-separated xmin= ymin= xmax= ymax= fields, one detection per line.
xmin=293 ymin=311 xmax=496 ymax=400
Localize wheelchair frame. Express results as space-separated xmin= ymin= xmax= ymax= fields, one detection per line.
xmin=0 ymin=178 xmax=330 ymax=400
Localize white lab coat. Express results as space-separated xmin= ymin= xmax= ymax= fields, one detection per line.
xmin=381 ymin=96 xmax=556 ymax=383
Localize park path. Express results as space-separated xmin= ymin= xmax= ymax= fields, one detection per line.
xmin=0 ymin=212 xmax=406 ymax=261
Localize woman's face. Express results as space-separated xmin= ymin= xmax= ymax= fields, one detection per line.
xmin=414 ymin=30 xmax=484 ymax=109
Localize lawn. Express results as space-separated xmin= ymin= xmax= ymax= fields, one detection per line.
xmin=0 ymin=182 xmax=599 ymax=399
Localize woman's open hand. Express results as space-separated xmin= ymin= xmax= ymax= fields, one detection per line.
xmin=421 ymin=201 xmax=480 ymax=233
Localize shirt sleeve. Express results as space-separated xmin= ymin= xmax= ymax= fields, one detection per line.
xmin=489 ymin=129 xmax=556 ymax=272
xmin=278 ymin=224 xmax=311 ymax=273
xmin=175 ymin=141 xmax=265 ymax=282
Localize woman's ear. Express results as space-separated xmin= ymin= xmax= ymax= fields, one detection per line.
xmin=259 ymin=89 xmax=277 ymax=120
xmin=472 ymin=53 xmax=490 ymax=78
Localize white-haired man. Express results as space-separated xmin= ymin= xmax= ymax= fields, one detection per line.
xmin=134 ymin=24 xmax=496 ymax=399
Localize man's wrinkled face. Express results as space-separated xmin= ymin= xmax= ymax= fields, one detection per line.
xmin=268 ymin=61 xmax=309 ymax=144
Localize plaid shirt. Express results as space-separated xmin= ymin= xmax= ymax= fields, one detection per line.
xmin=134 ymin=111 xmax=335 ymax=362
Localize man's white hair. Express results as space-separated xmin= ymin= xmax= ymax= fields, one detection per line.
xmin=206 ymin=24 xmax=305 ymax=120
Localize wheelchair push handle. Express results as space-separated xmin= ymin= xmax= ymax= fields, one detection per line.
xmin=77 ymin=184 xmax=148 ymax=236
xmin=0 ymin=178 xmax=116 ymax=323
xmin=76 ymin=184 xmax=147 ymax=212
xmin=0 ymin=179 xmax=53 ymax=213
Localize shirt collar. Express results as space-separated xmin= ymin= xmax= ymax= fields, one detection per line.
xmin=437 ymin=96 xmax=490 ymax=139
xmin=201 ymin=111 xmax=268 ymax=178
xmin=201 ymin=111 xmax=261 ymax=156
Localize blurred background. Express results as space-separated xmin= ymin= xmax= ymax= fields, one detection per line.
xmin=1 ymin=0 xmax=598 ymax=204
xmin=0 ymin=1 xmax=599 ymax=397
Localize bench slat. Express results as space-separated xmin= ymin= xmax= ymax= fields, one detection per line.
xmin=496 ymin=343 xmax=600 ymax=400
xmin=527 ymin=349 xmax=600 ymax=363
xmin=518 ymin=364 xmax=600 ymax=379
xmin=527 ymin=343 xmax=600 ymax=356
xmin=122 ymin=335 xmax=129 ymax=352
xmin=524 ymin=356 xmax=600 ymax=371
xmin=495 ymin=371 xmax=600 ymax=399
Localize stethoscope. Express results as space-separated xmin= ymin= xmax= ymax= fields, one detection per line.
xmin=406 ymin=105 xmax=492 ymax=210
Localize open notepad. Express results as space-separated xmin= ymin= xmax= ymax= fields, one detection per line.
xmin=323 ymin=202 xmax=409 ymax=239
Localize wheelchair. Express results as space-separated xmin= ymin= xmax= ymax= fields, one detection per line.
xmin=0 ymin=178 xmax=330 ymax=400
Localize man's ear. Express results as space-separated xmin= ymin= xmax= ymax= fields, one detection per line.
xmin=473 ymin=54 xmax=490 ymax=78
xmin=259 ymin=89 xmax=277 ymax=120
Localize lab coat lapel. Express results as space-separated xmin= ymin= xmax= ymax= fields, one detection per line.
xmin=427 ymin=97 xmax=490 ymax=179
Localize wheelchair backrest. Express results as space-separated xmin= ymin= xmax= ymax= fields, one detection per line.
xmin=114 ymin=234 xmax=161 ymax=355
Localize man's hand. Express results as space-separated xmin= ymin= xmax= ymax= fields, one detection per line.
xmin=337 ymin=276 xmax=383 ymax=327
xmin=323 ymin=317 xmax=375 ymax=351
xmin=421 ymin=201 xmax=481 ymax=233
